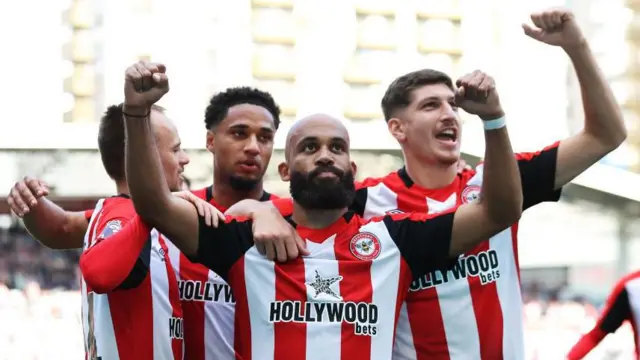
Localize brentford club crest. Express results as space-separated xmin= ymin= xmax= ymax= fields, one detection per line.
xmin=461 ymin=185 xmax=481 ymax=204
xmin=349 ymin=232 xmax=381 ymax=261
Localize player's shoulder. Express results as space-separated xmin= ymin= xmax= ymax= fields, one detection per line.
xmin=271 ymin=197 xmax=293 ymax=216
xmin=514 ymin=141 xmax=561 ymax=162
xmin=356 ymin=170 xmax=402 ymax=191
xmin=190 ymin=186 xmax=210 ymax=201
xmin=96 ymin=196 xmax=135 ymax=228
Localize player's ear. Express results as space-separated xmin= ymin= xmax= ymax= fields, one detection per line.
xmin=278 ymin=161 xmax=290 ymax=181
xmin=206 ymin=130 xmax=215 ymax=154
xmin=350 ymin=161 xmax=357 ymax=178
xmin=387 ymin=117 xmax=407 ymax=143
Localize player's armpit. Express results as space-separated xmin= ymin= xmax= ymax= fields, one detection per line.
xmin=384 ymin=212 xmax=455 ymax=276
xmin=554 ymin=132 xmax=621 ymax=190
xmin=189 ymin=214 xmax=254 ymax=281
xmin=79 ymin=216 xmax=151 ymax=294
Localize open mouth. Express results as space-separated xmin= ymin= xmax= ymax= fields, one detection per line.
xmin=435 ymin=128 xmax=458 ymax=143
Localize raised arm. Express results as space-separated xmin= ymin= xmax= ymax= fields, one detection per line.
xmin=8 ymin=177 xmax=88 ymax=249
xmin=523 ymin=8 xmax=626 ymax=189
xmin=446 ymin=71 xmax=522 ymax=254
xmin=122 ymin=61 xmax=200 ymax=257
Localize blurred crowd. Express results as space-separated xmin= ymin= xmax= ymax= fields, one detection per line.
xmin=0 ymin=227 xmax=635 ymax=359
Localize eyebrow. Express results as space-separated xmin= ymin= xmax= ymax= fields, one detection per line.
xmin=417 ymin=96 xmax=455 ymax=107
xmin=229 ymin=124 xmax=274 ymax=133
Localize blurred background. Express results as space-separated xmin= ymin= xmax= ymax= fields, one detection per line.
xmin=1 ymin=0 xmax=640 ymax=358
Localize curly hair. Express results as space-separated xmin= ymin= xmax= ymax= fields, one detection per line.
xmin=204 ymin=87 xmax=281 ymax=130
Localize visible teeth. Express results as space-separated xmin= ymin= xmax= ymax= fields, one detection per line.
xmin=441 ymin=129 xmax=455 ymax=136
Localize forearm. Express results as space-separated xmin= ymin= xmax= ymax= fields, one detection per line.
xmin=124 ymin=114 xmax=172 ymax=225
xmin=567 ymin=327 xmax=606 ymax=360
xmin=225 ymin=199 xmax=273 ymax=216
xmin=480 ymin=125 xmax=522 ymax=226
xmin=567 ymin=43 xmax=626 ymax=147
xmin=80 ymin=217 xmax=151 ymax=293
xmin=23 ymin=198 xmax=85 ymax=249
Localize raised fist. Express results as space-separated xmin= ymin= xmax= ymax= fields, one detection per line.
xmin=123 ymin=61 xmax=169 ymax=116
xmin=522 ymin=8 xmax=586 ymax=49
xmin=7 ymin=176 xmax=50 ymax=217
xmin=455 ymin=70 xmax=504 ymax=120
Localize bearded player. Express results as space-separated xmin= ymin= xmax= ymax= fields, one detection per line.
xmin=226 ymin=8 xmax=626 ymax=360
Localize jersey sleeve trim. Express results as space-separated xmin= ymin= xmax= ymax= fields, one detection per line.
xmin=190 ymin=214 xmax=255 ymax=282
xmin=516 ymin=142 xmax=561 ymax=210
xmin=382 ymin=211 xmax=455 ymax=278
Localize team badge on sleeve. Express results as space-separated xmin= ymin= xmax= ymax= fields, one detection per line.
xmin=349 ymin=232 xmax=381 ymax=261
xmin=98 ymin=220 xmax=123 ymax=240
xmin=461 ymin=185 xmax=481 ymax=204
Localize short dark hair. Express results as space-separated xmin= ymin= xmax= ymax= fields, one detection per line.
xmin=204 ymin=87 xmax=281 ymax=130
xmin=98 ymin=103 xmax=164 ymax=181
xmin=381 ymin=69 xmax=454 ymax=121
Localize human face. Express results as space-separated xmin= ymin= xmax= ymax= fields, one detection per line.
xmin=388 ymin=83 xmax=461 ymax=165
xmin=207 ymin=104 xmax=275 ymax=191
xmin=279 ymin=114 xmax=356 ymax=210
xmin=151 ymin=111 xmax=190 ymax=192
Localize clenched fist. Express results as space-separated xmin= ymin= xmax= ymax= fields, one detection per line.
xmin=455 ymin=70 xmax=504 ymax=121
xmin=123 ymin=61 xmax=169 ymax=116
xmin=522 ymin=8 xmax=586 ymax=49
xmin=7 ymin=177 xmax=50 ymax=217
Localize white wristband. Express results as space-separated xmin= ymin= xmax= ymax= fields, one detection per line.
xmin=483 ymin=116 xmax=506 ymax=131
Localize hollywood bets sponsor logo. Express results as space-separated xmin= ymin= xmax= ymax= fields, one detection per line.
xmin=178 ymin=280 xmax=235 ymax=303
xmin=410 ymin=250 xmax=500 ymax=291
xmin=269 ymin=270 xmax=379 ymax=336
xmin=169 ymin=317 xmax=184 ymax=339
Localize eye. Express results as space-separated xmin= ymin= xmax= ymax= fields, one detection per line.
xmin=231 ymin=130 xmax=246 ymax=138
xmin=303 ymin=143 xmax=317 ymax=152
xmin=259 ymin=134 xmax=273 ymax=143
xmin=330 ymin=143 xmax=345 ymax=153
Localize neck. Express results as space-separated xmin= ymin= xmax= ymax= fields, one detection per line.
xmin=115 ymin=181 xmax=129 ymax=196
xmin=291 ymin=202 xmax=347 ymax=229
xmin=211 ymin=181 xmax=265 ymax=209
xmin=403 ymin=150 xmax=458 ymax=189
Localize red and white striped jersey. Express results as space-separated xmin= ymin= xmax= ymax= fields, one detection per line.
xmin=192 ymin=209 xmax=455 ymax=360
xmin=166 ymin=186 xmax=277 ymax=360
xmin=80 ymin=196 xmax=183 ymax=360
xmin=351 ymin=144 xmax=561 ymax=360
xmin=568 ymin=270 xmax=640 ymax=359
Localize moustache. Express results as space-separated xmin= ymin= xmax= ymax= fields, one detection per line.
xmin=308 ymin=165 xmax=344 ymax=180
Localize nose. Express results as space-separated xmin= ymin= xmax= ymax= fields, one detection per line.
xmin=180 ymin=150 xmax=190 ymax=166
xmin=440 ymin=102 xmax=457 ymax=120
xmin=244 ymin=135 xmax=260 ymax=156
xmin=315 ymin=146 xmax=335 ymax=166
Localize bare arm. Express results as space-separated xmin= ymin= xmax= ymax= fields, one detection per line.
xmin=523 ymin=9 xmax=626 ymax=189
xmin=123 ymin=61 xmax=200 ymax=257
xmin=554 ymin=43 xmax=626 ymax=188
xmin=23 ymin=202 xmax=88 ymax=249
xmin=448 ymin=124 xmax=522 ymax=255
xmin=8 ymin=177 xmax=88 ymax=249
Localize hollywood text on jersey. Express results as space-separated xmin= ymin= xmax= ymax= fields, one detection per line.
xmin=410 ymin=249 xmax=500 ymax=291
xmin=269 ymin=300 xmax=379 ymax=336
xmin=178 ymin=279 xmax=235 ymax=303
xmin=169 ymin=316 xmax=184 ymax=340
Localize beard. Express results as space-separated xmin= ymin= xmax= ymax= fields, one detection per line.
xmin=228 ymin=174 xmax=261 ymax=192
xmin=289 ymin=165 xmax=356 ymax=210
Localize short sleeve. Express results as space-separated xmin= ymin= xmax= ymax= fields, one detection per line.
xmin=191 ymin=214 xmax=255 ymax=281
xmin=516 ymin=142 xmax=561 ymax=210
xmin=383 ymin=211 xmax=455 ymax=278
